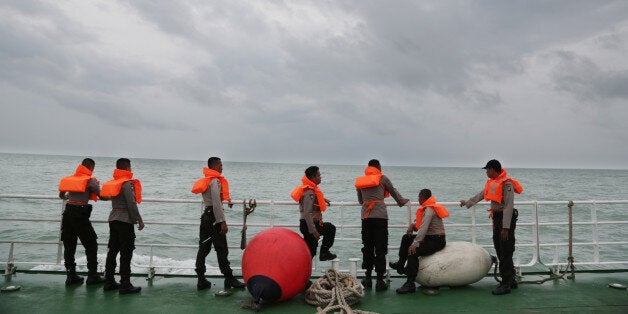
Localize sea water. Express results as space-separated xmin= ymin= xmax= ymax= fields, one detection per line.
xmin=0 ymin=153 xmax=626 ymax=274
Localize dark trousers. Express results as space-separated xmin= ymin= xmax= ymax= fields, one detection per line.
xmin=299 ymin=219 xmax=336 ymax=258
xmin=61 ymin=204 xmax=98 ymax=274
xmin=105 ymin=220 xmax=136 ymax=277
xmin=361 ymin=218 xmax=388 ymax=277
xmin=492 ymin=210 xmax=518 ymax=283
xmin=195 ymin=209 xmax=233 ymax=278
xmin=400 ymin=234 xmax=446 ymax=279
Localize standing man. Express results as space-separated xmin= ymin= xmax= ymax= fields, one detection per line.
xmin=355 ymin=159 xmax=409 ymax=291
xmin=191 ymin=157 xmax=245 ymax=291
xmin=460 ymin=159 xmax=523 ymax=295
xmin=392 ymin=189 xmax=449 ymax=294
xmin=291 ymin=166 xmax=337 ymax=261
xmin=58 ymin=158 xmax=105 ymax=286
xmin=100 ymin=158 xmax=144 ymax=294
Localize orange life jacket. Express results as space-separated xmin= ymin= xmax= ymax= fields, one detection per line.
xmin=100 ymin=169 xmax=142 ymax=204
xmin=190 ymin=167 xmax=231 ymax=201
xmin=354 ymin=166 xmax=391 ymax=198
xmin=58 ymin=164 xmax=98 ymax=201
xmin=483 ymin=169 xmax=523 ymax=203
xmin=355 ymin=166 xmax=390 ymax=218
xmin=415 ymin=196 xmax=449 ymax=231
xmin=291 ymin=176 xmax=326 ymax=212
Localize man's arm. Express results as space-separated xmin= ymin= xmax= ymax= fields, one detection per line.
xmin=122 ymin=182 xmax=144 ymax=230
xmin=501 ymin=181 xmax=515 ymax=233
xmin=381 ymin=176 xmax=409 ymax=206
xmin=302 ymin=191 xmax=318 ymax=236
xmin=460 ymin=191 xmax=484 ymax=208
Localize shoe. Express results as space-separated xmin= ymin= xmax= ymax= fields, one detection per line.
xmin=395 ymin=281 xmax=416 ymax=294
xmin=375 ymin=279 xmax=388 ymax=292
xmin=103 ymin=280 xmax=121 ymax=291
xmin=510 ymin=279 xmax=518 ymax=289
xmin=319 ymin=251 xmax=337 ymax=261
xmin=224 ymin=277 xmax=245 ymax=289
xmin=119 ymin=281 xmax=141 ymax=295
xmin=197 ymin=278 xmax=212 ymax=291
xmin=118 ymin=283 xmax=142 ymax=294
xmin=65 ymin=272 xmax=84 ymax=286
xmin=492 ymin=283 xmax=511 ymax=295
xmin=361 ymin=277 xmax=372 ymax=289
xmin=86 ymin=274 xmax=105 ymax=285
xmin=389 ymin=261 xmax=406 ymax=275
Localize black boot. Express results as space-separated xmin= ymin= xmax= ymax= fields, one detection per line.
xmin=492 ymin=283 xmax=511 ymax=295
xmin=197 ymin=276 xmax=211 ymax=291
xmin=86 ymin=271 xmax=105 ymax=285
xmin=395 ymin=280 xmax=416 ymax=294
xmin=361 ymin=275 xmax=372 ymax=289
xmin=65 ymin=269 xmax=84 ymax=286
xmin=506 ymin=267 xmax=519 ymax=289
xmin=119 ymin=276 xmax=141 ymax=295
xmin=375 ymin=275 xmax=388 ymax=292
xmin=103 ymin=273 xmax=120 ymax=291
xmin=389 ymin=261 xmax=406 ymax=275
xmin=224 ymin=276 xmax=245 ymax=289
xmin=510 ymin=279 xmax=518 ymax=289
xmin=319 ymin=250 xmax=337 ymax=261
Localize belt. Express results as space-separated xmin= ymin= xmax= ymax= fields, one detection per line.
xmin=426 ymin=234 xmax=446 ymax=238
xmin=67 ymin=200 xmax=88 ymax=206
xmin=204 ymin=206 xmax=214 ymax=213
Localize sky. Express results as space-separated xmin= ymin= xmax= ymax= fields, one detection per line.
xmin=1 ymin=1 xmax=628 ymax=169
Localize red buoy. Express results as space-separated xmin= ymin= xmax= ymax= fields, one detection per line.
xmin=242 ymin=227 xmax=312 ymax=303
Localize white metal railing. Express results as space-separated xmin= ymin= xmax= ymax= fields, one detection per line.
xmin=1 ymin=194 xmax=627 ymax=277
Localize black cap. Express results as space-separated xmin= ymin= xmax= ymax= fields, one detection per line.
xmin=482 ymin=159 xmax=501 ymax=170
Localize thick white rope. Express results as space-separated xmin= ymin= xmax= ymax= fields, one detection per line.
xmin=305 ymin=269 xmax=377 ymax=314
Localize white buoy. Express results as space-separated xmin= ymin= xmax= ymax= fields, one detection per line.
xmin=416 ymin=241 xmax=492 ymax=287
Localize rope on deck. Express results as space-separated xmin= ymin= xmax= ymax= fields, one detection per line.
xmin=305 ymin=269 xmax=376 ymax=314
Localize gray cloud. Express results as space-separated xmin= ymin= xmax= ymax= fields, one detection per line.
xmin=1 ymin=1 xmax=628 ymax=169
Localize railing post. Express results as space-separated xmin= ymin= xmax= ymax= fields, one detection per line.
xmin=406 ymin=203 xmax=412 ymax=226
xmin=331 ymin=259 xmax=339 ymax=271
xmin=590 ymin=201 xmax=600 ymax=263
xmin=56 ymin=199 xmax=66 ymax=265
xmin=148 ymin=246 xmax=155 ymax=280
xmin=270 ymin=200 xmax=275 ymax=227
xmin=533 ymin=201 xmax=540 ymax=265
xmin=339 ymin=205 xmax=345 ymax=241
xmin=567 ymin=200 xmax=575 ymax=279
xmin=471 ymin=207 xmax=477 ymax=244
xmin=5 ymin=242 xmax=15 ymax=277
xmin=348 ymin=258 xmax=360 ymax=277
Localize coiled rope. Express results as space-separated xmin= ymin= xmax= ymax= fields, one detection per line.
xmin=305 ymin=269 xmax=376 ymax=314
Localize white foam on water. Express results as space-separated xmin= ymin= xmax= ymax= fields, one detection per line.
xmin=30 ymin=253 xmax=221 ymax=275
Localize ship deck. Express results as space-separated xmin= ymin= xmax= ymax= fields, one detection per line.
xmin=1 ymin=270 xmax=627 ymax=313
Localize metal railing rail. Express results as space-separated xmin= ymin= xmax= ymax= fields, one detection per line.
xmin=1 ymin=194 xmax=627 ymax=277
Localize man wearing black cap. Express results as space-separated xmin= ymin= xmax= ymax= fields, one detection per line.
xmin=460 ymin=159 xmax=523 ymax=295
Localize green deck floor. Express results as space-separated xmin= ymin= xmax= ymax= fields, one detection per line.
xmin=1 ymin=271 xmax=627 ymax=313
